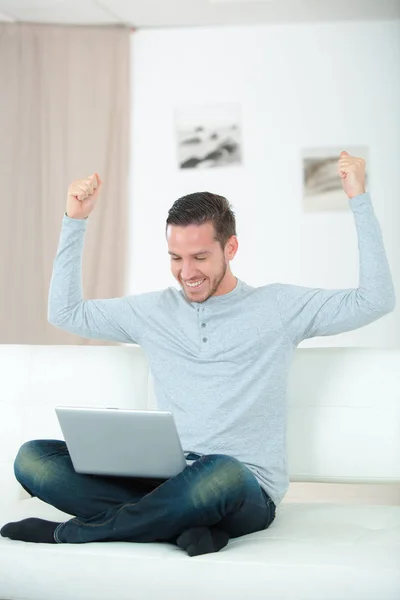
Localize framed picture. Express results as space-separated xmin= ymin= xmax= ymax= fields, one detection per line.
xmin=175 ymin=104 xmax=243 ymax=169
xmin=302 ymin=146 xmax=369 ymax=212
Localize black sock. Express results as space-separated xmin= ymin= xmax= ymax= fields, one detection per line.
xmin=176 ymin=526 xmax=229 ymax=557
xmin=0 ymin=518 xmax=59 ymax=543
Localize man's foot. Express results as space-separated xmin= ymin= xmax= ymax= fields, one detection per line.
xmin=176 ymin=526 xmax=229 ymax=557
xmin=0 ymin=518 xmax=59 ymax=543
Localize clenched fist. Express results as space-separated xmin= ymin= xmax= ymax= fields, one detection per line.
xmin=337 ymin=151 xmax=366 ymax=199
xmin=66 ymin=173 xmax=102 ymax=219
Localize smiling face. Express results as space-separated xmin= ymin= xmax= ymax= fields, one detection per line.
xmin=166 ymin=221 xmax=238 ymax=303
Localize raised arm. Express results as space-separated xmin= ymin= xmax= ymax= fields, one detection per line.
xmin=48 ymin=174 xmax=161 ymax=343
xmin=272 ymin=152 xmax=396 ymax=345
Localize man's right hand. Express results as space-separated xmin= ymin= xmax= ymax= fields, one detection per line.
xmin=66 ymin=173 xmax=102 ymax=219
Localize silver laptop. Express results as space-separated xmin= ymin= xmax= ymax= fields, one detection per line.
xmin=55 ymin=406 xmax=188 ymax=479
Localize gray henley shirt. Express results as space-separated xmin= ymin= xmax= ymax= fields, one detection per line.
xmin=48 ymin=192 xmax=396 ymax=505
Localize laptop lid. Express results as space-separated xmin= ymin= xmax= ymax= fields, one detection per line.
xmin=55 ymin=406 xmax=188 ymax=479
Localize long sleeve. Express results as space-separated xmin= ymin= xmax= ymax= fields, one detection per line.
xmin=48 ymin=214 xmax=160 ymax=344
xmin=272 ymin=192 xmax=396 ymax=345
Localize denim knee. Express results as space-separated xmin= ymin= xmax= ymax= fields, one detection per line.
xmin=14 ymin=439 xmax=57 ymax=493
xmin=14 ymin=440 xmax=41 ymax=486
xmin=190 ymin=454 xmax=249 ymax=507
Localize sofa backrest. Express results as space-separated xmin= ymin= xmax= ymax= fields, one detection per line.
xmin=1 ymin=344 xmax=399 ymax=508
xmin=285 ymin=347 xmax=400 ymax=486
xmin=0 ymin=345 xmax=150 ymax=507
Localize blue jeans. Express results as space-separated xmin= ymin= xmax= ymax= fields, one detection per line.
xmin=14 ymin=440 xmax=276 ymax=544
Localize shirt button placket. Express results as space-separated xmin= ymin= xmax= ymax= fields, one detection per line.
xmin=199 ymin=309 xmax=208 ymax=349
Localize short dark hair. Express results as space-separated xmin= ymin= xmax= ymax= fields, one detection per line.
xmin=166 ymin=192 xmax=236 ymax=249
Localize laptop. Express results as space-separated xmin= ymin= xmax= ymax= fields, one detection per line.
xmin=55 ymin=406 xmax=188 ymax=479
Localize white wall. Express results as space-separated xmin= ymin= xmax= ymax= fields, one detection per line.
xmin=128 ymin=19 xmax=400 ymax=348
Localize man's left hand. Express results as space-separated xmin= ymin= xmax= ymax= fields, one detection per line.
xmin=337 ymin=151 xmax=366 ymax=199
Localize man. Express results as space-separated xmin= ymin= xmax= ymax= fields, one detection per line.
xmin=1 ymin=152 xmax=396 ymax=556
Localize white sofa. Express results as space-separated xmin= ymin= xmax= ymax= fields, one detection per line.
xmin=0 ymin=344 xmax=399 ymax=600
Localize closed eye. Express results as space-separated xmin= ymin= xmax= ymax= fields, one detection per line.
xmin=171 ymin=257 xmax=206 ymax=261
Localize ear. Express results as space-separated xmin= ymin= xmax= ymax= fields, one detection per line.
xmin=225 ymin=236 xmax=238 ymax=260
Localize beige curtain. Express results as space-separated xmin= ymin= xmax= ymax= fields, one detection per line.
xmin=0 ymin=23 xmax=130 ymax=345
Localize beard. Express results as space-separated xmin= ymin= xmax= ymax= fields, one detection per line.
xmin=182 ymin=259 xmax=227 ymax=303
xmin=207 ymin=260 xmax=227 ymax=300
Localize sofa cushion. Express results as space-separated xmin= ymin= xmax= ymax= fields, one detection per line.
xmin=1 ymin=497 xmax=399 ymax=600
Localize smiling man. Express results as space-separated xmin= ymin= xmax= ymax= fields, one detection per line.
xmin=167 ymin=195 xmax=238 ymax=302
xmin=1 ymin=152 xmax=396 ymax=556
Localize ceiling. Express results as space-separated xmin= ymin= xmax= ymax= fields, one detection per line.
xmin=0 ymin=0 xmax=399 ymax=29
